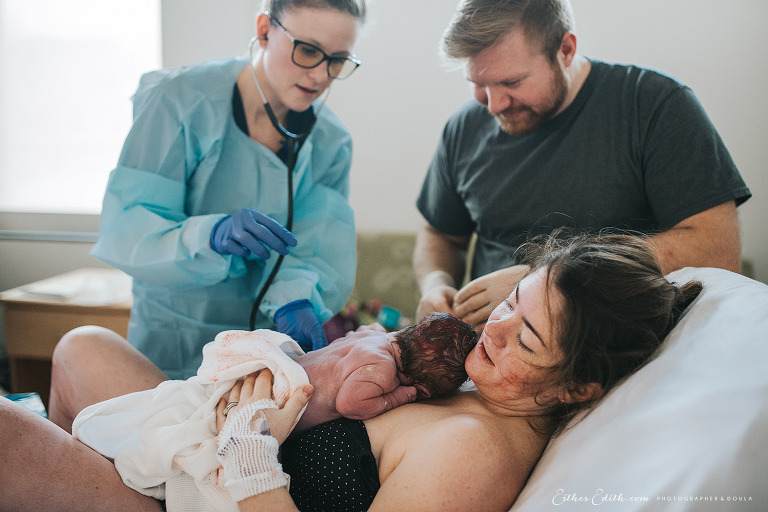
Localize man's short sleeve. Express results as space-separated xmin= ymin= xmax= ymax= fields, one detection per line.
xmin=640 ymin=86 xmax=751 ymax=229
xmin=416 ymin=119 xmax=476 ymax=236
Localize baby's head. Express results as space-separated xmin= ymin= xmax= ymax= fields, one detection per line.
xmin=393 ymin=312 xmax=478 ymax=399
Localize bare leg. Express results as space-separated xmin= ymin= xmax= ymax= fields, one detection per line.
xmin=48 ymin=325 xmax=168 ymax=433
xmin=0 ymin=397 xmax=164 ymax=511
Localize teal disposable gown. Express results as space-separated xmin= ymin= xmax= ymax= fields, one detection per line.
xmin=91 ymin=58 xmax=356 ymax=379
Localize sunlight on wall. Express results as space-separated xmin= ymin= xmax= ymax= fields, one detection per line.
xmin=0 ymin=0 xmax=161 ymax=213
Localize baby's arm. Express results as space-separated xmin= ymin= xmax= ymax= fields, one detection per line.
xmin=335 ymin=364 xmax=417 ymax=420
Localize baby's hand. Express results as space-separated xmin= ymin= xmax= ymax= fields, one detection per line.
xmin=380 ymin=385 xmax=418 ymax=412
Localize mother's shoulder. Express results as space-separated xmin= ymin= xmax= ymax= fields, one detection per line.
xmin=399 ymin=413 xmax=546 ymax=507
xmin=431 ymin=411 xmax=544 ymax=451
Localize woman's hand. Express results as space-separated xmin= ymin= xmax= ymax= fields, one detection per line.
xmin=209 ymin=208 xmax=297 ymax=259
xmin=214 ymin=370 xmax=313 ymax=504
xmin=216 ymin=369 xmax=314 ymax=445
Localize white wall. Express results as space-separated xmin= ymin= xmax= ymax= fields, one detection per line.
xmin=2 ymin=0 xmax=765 ymax=289
xmin=160 ymin=0 xmax=768 ymax=283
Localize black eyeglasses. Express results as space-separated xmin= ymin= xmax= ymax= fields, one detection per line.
xmin=268 ymin=13 xmax=361 ymax=80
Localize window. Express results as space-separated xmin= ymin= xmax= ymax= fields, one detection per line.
xmin=0 ymin=0 xmax=161 ymax=214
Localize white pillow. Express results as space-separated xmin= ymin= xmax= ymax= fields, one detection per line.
xmin=511 ymin=267 xmax=768 ymax=511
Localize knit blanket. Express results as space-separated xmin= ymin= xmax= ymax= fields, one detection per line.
xmin=72 ymin=329 xmax=308 ymax=512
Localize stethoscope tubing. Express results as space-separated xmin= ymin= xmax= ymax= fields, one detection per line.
xmin=247 ymin=37 xmax=326 ymax=330
xmin=249 ymin=137 xmax=298 ymax=330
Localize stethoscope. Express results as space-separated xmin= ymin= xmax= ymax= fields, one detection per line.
xmin=247 ymin=35 xmax=330 ymax=330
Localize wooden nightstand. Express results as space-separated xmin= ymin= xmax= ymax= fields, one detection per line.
xmin=1 ymin=268 xmax=132 ymax=407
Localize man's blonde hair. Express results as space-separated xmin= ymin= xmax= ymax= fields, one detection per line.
xmin=442 ymin=0 xmax=574 ymax=62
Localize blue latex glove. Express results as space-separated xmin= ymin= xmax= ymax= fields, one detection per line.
xmin=210 ymin=208 xmax=297 ymax=259
xmin=274 ymin=299 xmax=328 ymax=352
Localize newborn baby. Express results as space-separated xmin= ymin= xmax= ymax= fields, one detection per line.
xmin=295 ymin=312 xmax=478 ymax=432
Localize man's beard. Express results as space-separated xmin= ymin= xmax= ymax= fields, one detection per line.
xmin=494 ymin=65 xmax=568 ymax=135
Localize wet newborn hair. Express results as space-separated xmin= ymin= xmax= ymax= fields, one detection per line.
xmin=393 ymin=312 xmax=479 ymax=399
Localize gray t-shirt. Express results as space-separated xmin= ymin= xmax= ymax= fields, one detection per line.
xmin=417 ymin=59 xmax=751 ymax=279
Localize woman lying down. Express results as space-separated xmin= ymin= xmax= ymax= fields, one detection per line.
xmin=0 ymin=232 xmax=702 ymax=512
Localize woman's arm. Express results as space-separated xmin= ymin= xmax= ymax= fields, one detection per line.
xmin=215 ymin=371 xmax=312 ymax=512
xmin=235 ymin=488 xmax=301 ymax=512
xmin=92 ymin=70 xmax=239 ymax=288
xmin=368 ymin=416 xmax=529 ymax=512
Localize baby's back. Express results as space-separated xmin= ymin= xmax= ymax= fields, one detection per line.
xmin=294 ymin=329 xmax=397 ymax=431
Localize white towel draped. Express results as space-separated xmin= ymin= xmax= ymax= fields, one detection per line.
xmin=73 ymin=329 xmax=309 ymax=512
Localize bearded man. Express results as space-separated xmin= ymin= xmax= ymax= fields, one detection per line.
xmin=414 ymin=0 xmax=750 ymax=330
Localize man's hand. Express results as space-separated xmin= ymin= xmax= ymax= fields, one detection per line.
xmin=416 ymin=270 xmax=459 ymax=321
xmin=453 ymin=265 xmax=529 ymax=331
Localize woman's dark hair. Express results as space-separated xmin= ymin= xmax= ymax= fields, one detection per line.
xmin=518 ymin=230 xmax=703 ymax=435
xmin=263 ymin=0 xmax=366 ymax=23
xmin=393 ymin=312 xmax=478 ymax=399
